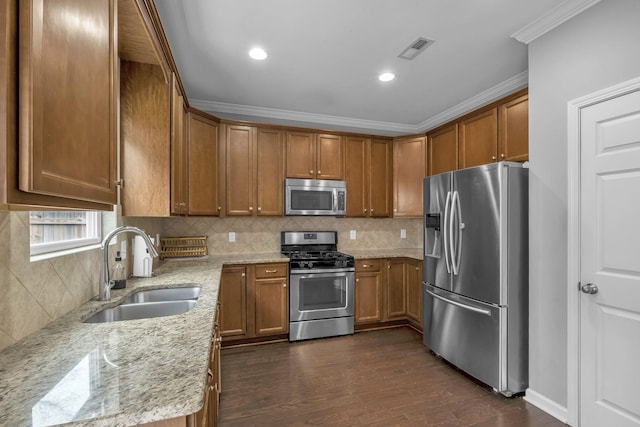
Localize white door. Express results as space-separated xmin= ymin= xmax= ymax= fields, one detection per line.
xmin=579 ymin=88 xmax=640 ymax=426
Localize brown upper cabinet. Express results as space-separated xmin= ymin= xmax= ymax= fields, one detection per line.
xmin=286 ymin=131 xmax=344 ymax=180
xmin=459 ymin=108 xmax=498 ymax=169
xmin=427 ymin=124 xmax=458 ymax=176
xmin=120 ymin=62 xmax=171 ymax=216
xmin=393 ymin=136 xmax=426 ymax=217
xmin=170 ymin=74 xmax=188 ymax=215
xmin=427 ymin=90 xmax=529 ymax=175
xmin=498 ymin=94 xmax=529 ymax=162
xmin=345 ymin=137 xmax=392 ymax=217
xmin=223 ymin=124 xmax=285 ymax=216
xmin=187 ymin=110 xmax=220 ymax=216
xmin=1 ymin=0 xmax=115 ymax=210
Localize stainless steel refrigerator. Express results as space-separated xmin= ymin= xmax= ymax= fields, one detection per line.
xmin=423 ymin=162 xmax=528 ymax=396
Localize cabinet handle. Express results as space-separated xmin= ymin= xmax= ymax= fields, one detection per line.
xmin=492 ymin=156 xmax=497 ymax=160
xmin=362 ymin=264 xmax=373 ymax=268
xmin=500 ymin=154 xmax=505 ymax=159
xmin=265 ymin=269 xmax=278 ymax=273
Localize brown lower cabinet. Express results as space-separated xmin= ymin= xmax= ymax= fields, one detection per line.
xmin=355 ymin=258 xmax=423 ymax=330
xmin=219 ymin=263 xmax=289 ymax=343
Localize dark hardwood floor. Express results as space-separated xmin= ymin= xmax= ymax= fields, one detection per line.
xmin=219 ymin=327 xmax=566 ymax=426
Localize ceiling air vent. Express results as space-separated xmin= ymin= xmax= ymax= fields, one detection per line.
xmin=398 ymin=37 xmax=435 ymax=60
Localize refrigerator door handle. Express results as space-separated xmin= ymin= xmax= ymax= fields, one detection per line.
xmin=425 ymin=286 xmax=492 ymax=316
xmin=451 ymin=190 xmax=463 ymax=275
xmin=443 ymin=191 xmax=452 ymax=273
xmin=449 ymin=191 xmax=459 ymax=275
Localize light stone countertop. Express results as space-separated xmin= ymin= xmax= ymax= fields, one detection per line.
xmin=0 ymin=252 xmax=286 ymax=427
xmin=347 ymin=248 xmax=423 ymax=261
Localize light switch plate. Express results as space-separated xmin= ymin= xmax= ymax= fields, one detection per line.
xmin=400 ymin=229 xmax=407 ymax=239
xmin=350 ymin=230 xmax=357 ymax=240
xmin=229 ymin=232 xmax=236 ymax=242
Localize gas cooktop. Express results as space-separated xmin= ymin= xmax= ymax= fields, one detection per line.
xmin=281 ymin=232 xmax=354 ymax=270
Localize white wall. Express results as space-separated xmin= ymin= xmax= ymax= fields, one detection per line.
xmin=528 ymin=0 xmax=640 ymax=410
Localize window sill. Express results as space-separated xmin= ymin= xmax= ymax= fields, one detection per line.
xmin=30 ymin=243 xmax=102 ymax=262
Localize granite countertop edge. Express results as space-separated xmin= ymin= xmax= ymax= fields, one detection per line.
xmin=0 ymin=252 xmax=287 ymax=427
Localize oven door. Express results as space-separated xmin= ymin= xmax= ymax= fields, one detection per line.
xmin=289 ymin=270 xmax=354 ymax=321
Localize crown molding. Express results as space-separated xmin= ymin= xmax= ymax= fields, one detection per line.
xmin=191 ymin=71 xmax=528 ymax=136
xmin=511 ymin=0 xmax=601 ymax=44
xmin=416 ymin=71 xmax=529 ymax=133
xmin=189 ymin=99 xmax=416 ymax=134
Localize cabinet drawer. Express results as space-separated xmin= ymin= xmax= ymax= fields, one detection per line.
xmin=356 ymin=259 xmax=383 ymax=272
xmin=255 ymin=263 xmax=288 ymax=279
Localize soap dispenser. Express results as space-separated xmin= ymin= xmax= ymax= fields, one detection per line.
xmin=111 ymin=251 xmax=127 ymax=289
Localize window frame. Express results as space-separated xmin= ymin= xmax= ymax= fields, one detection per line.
xmin=29 ymin=211 xmax=103 ymax=257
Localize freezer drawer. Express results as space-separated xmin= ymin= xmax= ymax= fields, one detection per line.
xmin=423 ymin=283 xmax=509 ymax=394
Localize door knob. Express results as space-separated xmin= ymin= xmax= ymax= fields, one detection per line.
xmin=581 ymin=283 xmax=598 ymax=294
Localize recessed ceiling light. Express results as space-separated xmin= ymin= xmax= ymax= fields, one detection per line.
xmin=379 ymin=72 xmax=395 ymax=82
xmin=249 ymin=48 xmax=267 ymax=60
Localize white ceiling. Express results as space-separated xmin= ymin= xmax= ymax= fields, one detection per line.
xmin=154 ymin=0 xmax=564 ymax=136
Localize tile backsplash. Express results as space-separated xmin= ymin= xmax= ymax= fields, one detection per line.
xmin=0 ymin=213 xmax=421 ymax=352
xmin=0 ymin=211 xmax=102 ymax=352
xmin=126 ymin=216 xmax=422 ymax=255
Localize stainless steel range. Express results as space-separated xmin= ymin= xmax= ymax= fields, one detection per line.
xmin=281 ymin=231 xmax=355 ymax=342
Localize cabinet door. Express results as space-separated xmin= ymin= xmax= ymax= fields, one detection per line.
xmin=386 ymin=260 xmax=407 ymax=319
xmin=120 ymin=61 xmax=170 ymax=216
xmin=225 ymin=125 xmax=254 ymax=216
xmin=498 ymin=94 xmax=528 ymax=162
xmin=219 ymin=267 xmax=248 ymax=338
xmin=170 ymin=74 xmax=187 ymax=215
xmin=393 ymin=136 xmax=426 ymax=217
xmin=188 ymin=113 xmax=219 ymax=216
xmin=316 ymin=133 xmax=344 ymax=180
xmin=345 ymin=136 xmax=368 ymax=217
xmin=459 ymin=108 xmax=498 ymax=168
xmin=19 ymin=0 xmax=117 ymax=204
xmin=254 ymin=277 xmax=288 ymax=336
xmin=405 ymin=260 xmax=423 ymax=326
xmin=428 ymin=124 xmax=458 ymax=176
xmin=355 ymin=272 xmax=384 ymax=324
xmin=256 ymin=128 xmax=284 ymax=216
xmin=369 ymin=139 xmax=392 ymax=217
xmin=286 ymin=131 xmax=315 ymax=179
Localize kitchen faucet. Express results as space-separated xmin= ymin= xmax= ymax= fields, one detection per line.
xmin=99 ymin=226 xmax=159 ymax=301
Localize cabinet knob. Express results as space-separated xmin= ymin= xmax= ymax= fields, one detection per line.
xmin=310 ymin=170 xmax=314 ymax=174
xmin=356 ymin=278 xmax=359 ymax=282
xmin=363 ymin=208 xmax=367 ymax=213
xmin=317 ymin=170 xmax=321 ymax=174
xmin=257 ymin=207 xmax=262 ymax=213
xmin=500 ymin=154 xmax=505 ymax=159
xmin=492 ymin=156 xmax=497 ymax=160
xmin=217 ymin=206 xmax=222 ymax=211
xmin=283 ymin=283 xmax=287 ymax=288
xmin=249 ymin=206 xmax=253 ymax=211
xmin=370 ymin=209 xmax=374 ymax=214
xmin=394 ymin=208 xmax=397 ymax=212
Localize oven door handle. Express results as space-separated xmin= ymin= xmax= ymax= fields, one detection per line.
xmin=290 ymin=268 xmax=355 ymax=275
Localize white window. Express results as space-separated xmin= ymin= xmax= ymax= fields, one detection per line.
xmin=30 ymin=211 xmax=102 ymax=256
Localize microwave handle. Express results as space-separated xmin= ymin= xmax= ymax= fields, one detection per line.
xmin=334 ymin=190 xmax=338 ymax=211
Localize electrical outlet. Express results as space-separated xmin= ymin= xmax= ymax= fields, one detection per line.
xmin=229 ymin=232 xmax=236 ymax=242
xmin=350 ymin=230 xmax=357 ymax=240
xmin=400 ymin=229 xmax=407 ymax=239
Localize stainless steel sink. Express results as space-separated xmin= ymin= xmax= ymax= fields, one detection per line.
xmin=122 ymin=286 xmax=201 ymax=304
xmin=84 ymin=300 xmax=197 ymax=323
xmin=83 ymin=285 xmax=202 ymax=323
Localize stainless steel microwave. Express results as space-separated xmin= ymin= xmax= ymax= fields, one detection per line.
xmin=285 ymin=178 xmax=346 ymax=216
